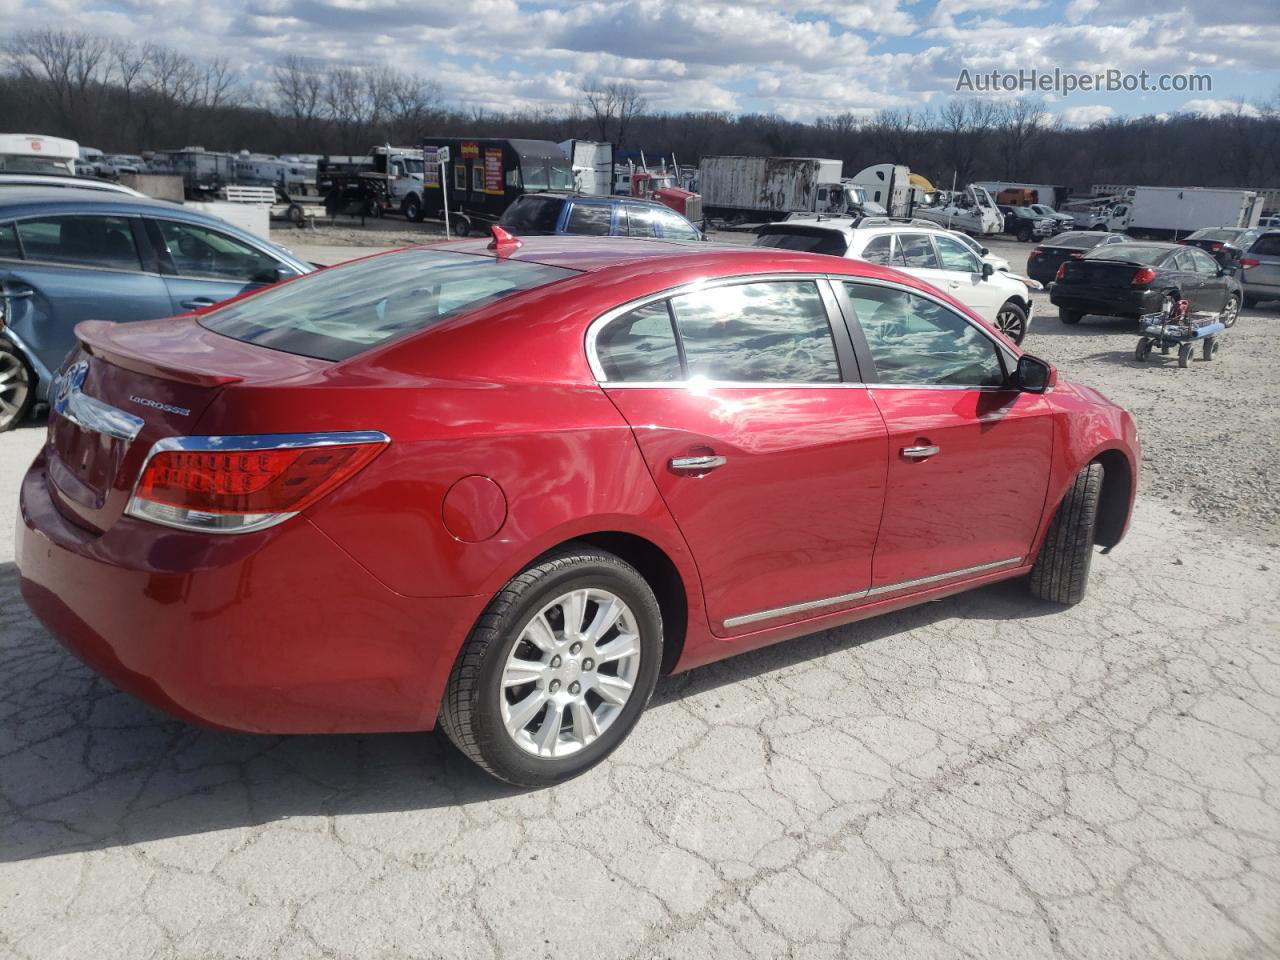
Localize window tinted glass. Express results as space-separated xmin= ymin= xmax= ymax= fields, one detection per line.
xmin=201 ymin=249 xmax=574 ymax=362
xmin=654 ymin=208 xmax=700 ymax=241
xmin=0 ymin=222 xmax=18 ymax=259
xmin=670 ymin=281 xmax=839 ymax=383
xmin=565 ymin=202 xmax=613 ymax=236
xmin=1087 ymin=244 xmax=1168 ymax=265
xmin=843 ymin=282 xmax=1003 ymax=387
xmin=861 ymin=234 xmax=893 ymax=265
xmin=898 ymin=234 xmax=939 ymax=269
xmin=156 ymin=220 xmax=280 ymax=282
xmin=1251 ymin=233 xmax=1280 ymax=256
xmin=755 ymin=229 xmax=847 ymax=256
xmin=596 ymin=301 xmax=681 ymax=382
xmin=16 ymin=215 xmax=141 ymax=270
xmin=1170 ymin=250 xmax=1196 ymax=272
xmin=1188 ymin=249 xmax=1218 ymax=274
xmin=498 ymin=195 xmax=563 ymax=234
xmin=624 ymin=204 xmax=659 ymax=238
xmin=934 ymin=234 xmax=981 ymax=273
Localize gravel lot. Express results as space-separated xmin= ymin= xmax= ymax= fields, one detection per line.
xmin=1 ymin=235 xmax=1278 ymax=960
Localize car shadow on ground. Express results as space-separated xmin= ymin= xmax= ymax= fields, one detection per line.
xmin=0 ymin=560 xmax=1056 ymax=863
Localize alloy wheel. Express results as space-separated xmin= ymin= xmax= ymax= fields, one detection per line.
xmin=1220 ymin=296 xmax=1239 ymax=328
xmin=995 ymin=308 xmax=1026 ymax=343
xmin=0 ymin=349 xmax=31 ymax=430
xmin=500 ymin=588 xmax=642 ymax=758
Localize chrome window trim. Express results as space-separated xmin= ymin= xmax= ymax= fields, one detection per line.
xmin=125 ymin=431 xmax=390 ymax=535
xmin=586 ymin=272 xmax=853 ymax=386
xmin=5 ymin=212 xmax=152 ymax=276
xmin=723 ymin=556 xmax=1023 ymax=628
xmin=50 ymin=361 xmax=144 ymax=441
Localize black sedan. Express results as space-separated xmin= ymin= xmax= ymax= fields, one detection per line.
xmin=1050 ymin=242 xmax=1242 ymax=327
xmin=1027 ymin=231 xmax=1127 ymax=285
xmin=1178 ymin=227 xmax=1261 ymax=272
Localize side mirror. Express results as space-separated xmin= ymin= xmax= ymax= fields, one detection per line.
xmin=981 ymin=262 xmax=995 ymax=280
xmin=1216 ymin=266 xmax=1225 ymax=277
xmin=1014 ymin=354 xmax=1054 ymax=393
xmin=980 ymin=246 xmax=990 ymax=255
xmin=254 ymin=265 xmax=296 ymax=284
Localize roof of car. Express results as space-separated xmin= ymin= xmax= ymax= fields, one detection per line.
xmin=0 ymin=186 xmax=183 ymax=213
xmin=514 ymin=191 xmax=679 ymax=210
xmin=0 ymin=173 xmax=144 ymax=196
xmin=757 ymin=218 xmax=953 ymax=240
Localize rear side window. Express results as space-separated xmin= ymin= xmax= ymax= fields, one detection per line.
xmin=565 ymin=202 xmax=613 ymax=236
xmin=16 ymin=215 xmax=141 ymax=271
xmin=898 ymin=234 xmax=939 ymax=269
xmin=201 ymin=249 xmax=575 ymax=361
xmin=499 ymin=196 xmax=563 ymax=234
xmin=755 ymin=229 xmax=847 ymax=256
xmin=0 ymin=223 xmax=18 ymax=259
xmin=623 ymin=204 xmax=659 ymax=238
xmin=670 ymin=281 xmax=839 ymax=383
xmin=594 ymin=301 xmax=681 ymax=382
xmin=653 ymin=208 xmax=700 ymax=241
xmin=1252 ymin=234 xmax=1280 ymax=256
xmin=860 ymin=235 xmax=894 ymax=265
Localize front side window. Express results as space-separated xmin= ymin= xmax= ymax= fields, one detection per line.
xmin=843 ymin=282 xmax=1004 ymax=387
xmin=0 ymin=222 xmax=19 ymax=259
xmin=155 ymin=220 xmax=281 ymax=282
xmin=654 ymin=208 xmax=700 ymax=241
xmin=16 ymin=215 xmax=141 ymax=271
xmin=201 ymin=249 xmax=574 ymax=362
xmin=565 ymin=202 xmax=613 ymax=236
xmin=898 ymin=234 xmax=940 ymax=269
xmin=1188 ymin=249 xmax=1219 ymax=275
xmin=594 ymin=301 xmax=681 ymax=382
xmin=933 ymin=235 xmax=982 ymax=273
xmin=498 ymin=196 xmax=563 ymax=234
xmin=670 ymin=281 xmax=839 ymax=383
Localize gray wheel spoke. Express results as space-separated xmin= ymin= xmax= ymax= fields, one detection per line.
xmin=533 ymin=701 xmax=563 ymax=755
xmin=502 ymin=657 xmax=547 ymax=688
xmin=504 ymin=688 xmax=547 ymax=735
xmin=593 ymin=673 xmax=633 ymax=706
xmin=0 ymin=396 xmax=16 ymax=417
xmin=595 ymin=631 xmax=640 ymax=664
xmin=569 ymin=700 xmax=598 ymax=745
xmin=584 ymin=595 xmax=624 ymax=642
xmin=523 ymin=613 xmax=558 ymax=654
xmin=560 ymin=589 xmax=588 ymax=636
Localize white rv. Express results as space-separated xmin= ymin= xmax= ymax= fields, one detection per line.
xmin=0 ymin=134 xmax=79 ymax=175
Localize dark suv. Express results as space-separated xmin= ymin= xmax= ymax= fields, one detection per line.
xmin=498 ymin=192 xmax=703 ymax=241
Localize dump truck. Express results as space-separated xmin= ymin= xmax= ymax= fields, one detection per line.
xmin=699 ymin=156 xmax=883 ymax=221
xmin=319 ymin=146 xmax=427 ymax=221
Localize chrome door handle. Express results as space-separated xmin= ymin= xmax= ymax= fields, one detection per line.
xmin=901 ymin=445 xmax=940 ymax=460
xmin=180 ymin=297 xmax=218 ymax=309
xmin=1 ymin=286 xmax=33 ymax=299
xmin=669 ymin=455 xmax=727 ymax=472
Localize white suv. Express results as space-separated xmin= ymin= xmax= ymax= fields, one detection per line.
xmin=756 ymin=217 xmax=1034 ymax=343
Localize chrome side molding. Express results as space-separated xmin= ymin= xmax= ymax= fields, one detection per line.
xmin=50 ymin=360 xmax=144 ymax=442
xmin=723 ymin=556 xmax=1024 ymax=629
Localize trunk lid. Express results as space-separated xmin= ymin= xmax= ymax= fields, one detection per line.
xmin=1060 ymin=259 xmax=1144 ymax=287
xmin=45 ymin=317 xmax=327 ymax=535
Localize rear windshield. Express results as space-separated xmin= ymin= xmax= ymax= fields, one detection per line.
xmin=754 ymin=229 xmax=848 ymax=257
xmin=1187 ymin=228 xmax=1243 ymax=242
xmin=1048 ymin=232 xmax=1105 ymax=248
xmin=499 ymin=195 xmax=564 ymax=234
xmin=1085 ymin=245 xmax=1169 ymax=265
xmin=200 ymin=249 xmax=575 ymax=361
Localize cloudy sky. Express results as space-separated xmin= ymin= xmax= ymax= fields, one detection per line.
xmin=10 ymin=0 xmax=1279 ymax=123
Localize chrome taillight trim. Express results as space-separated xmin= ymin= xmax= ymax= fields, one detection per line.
xmin=50 ymin=360 xmax=145 ymax=442
xmin=124 ymin=431 xmax=390 ymax=535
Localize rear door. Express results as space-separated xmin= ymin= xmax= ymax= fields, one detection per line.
xmin=145 ymin=217 xmax=296 ymax=313
xmin=0 ymin=213 xmax=171 ymax=384
xmin=837 ymin=279 xmax=1053 ymax=591
xmin=593 ymin=277 xmax=889 ymax=635
xmin=1244 ymin=232 xmax=1280 ymax=298
xmin=931 ymin=233 xmax=1002 ymax=321
xmin=562 ymin=200 xmax=616 ymax=237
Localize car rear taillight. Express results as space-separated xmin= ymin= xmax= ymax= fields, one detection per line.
xmin=1029 ymin=248 xmax=1042 ymax=258
xmin=1210 ymin=242 xmax=1223 ymax=251
xmin=1055 ymin=263 xmax=1067 ymax=281
xmin=1131 ymin=267 xmax=1157 ymax=286
xmin=126 ymin=432 xmax=388 ymax=533
xmin=1069 ymin=252 xmax=1084 ymax=259
xmin=1241 ymin=257 xmax=1260 ymax=269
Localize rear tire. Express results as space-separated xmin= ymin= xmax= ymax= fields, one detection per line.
xmin=439 ymin=546 xmax=663 ymax=786
xmin=1059 ymin=307 xmax=1083 ymax=324
xmin=1219 ymin=295 xmax=1239 ymax=328
xmin=1134 ymin=337 xmax=1152 ymax=361
xmin=402 ymin=194 xmax=423 ymax=223
xmin=994 ymin=301 xmax=1028 ymax=344
xmin=1178 ymin=343 xmax=1193 ymax=368
xmin=0 ymin=342 xmax=35 ymax=432
xmin=1029 ymin=462 xmax=1104 ymax=606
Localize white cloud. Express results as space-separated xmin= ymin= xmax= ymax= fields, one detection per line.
xmin=1181 ymin=98 xmax=1260 ymax=117
xmin=1061 ymin=104 xmax=1115 ymax=126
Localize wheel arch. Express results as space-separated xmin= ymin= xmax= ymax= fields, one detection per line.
xmin=1091 ymin=448 xmax=1134 ymax=548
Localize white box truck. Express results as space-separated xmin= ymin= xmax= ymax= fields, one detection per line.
xmin=0 ymin=133 xmax=78 ymax=175
xmin=1078 ymin=186 xmax=1263 ymax=238
xmin=699 ymin=156 xmax=882 ymax=220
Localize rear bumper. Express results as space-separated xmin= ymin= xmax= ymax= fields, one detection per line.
xmin=1049 ymin=285 xmax=1162 ymax=317
xmin=16 ymin=452 xmax=483 ymax=733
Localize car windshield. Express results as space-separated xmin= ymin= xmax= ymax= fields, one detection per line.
xmin=754 ymin=229 xmax=848 ymax=256
xmin=1085 ymin=245 xmax=1170 ymax=265
xmin=200 ymin=249 xmax=575 ymax=361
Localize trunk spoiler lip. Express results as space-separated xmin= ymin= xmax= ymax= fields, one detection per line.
xmin=75 ymin=319 xmax=245 ymax=388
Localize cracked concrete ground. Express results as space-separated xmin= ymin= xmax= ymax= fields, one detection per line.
xmin=2 ymin=247 xmax=1279 ymax=959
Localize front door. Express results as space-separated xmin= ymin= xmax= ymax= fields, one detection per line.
xmin=592 ymin=278 xmax=889 ymax=635
xmin=838 ymin=279 xmax=1053 ymax=591
xmin=931 ymin=233 xmax=1003 ymax=321
xmin=145 ymin=218 xmax=292 ymax=313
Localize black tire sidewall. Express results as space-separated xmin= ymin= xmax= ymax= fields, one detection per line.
xmin=469 ymin=562 xmax=663 ymax=786
xmin=996 ymin=302 xmax=1027 ymax=344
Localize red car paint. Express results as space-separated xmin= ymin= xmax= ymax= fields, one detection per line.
xmin=16 ymin=237 xmax=1139 ymax=734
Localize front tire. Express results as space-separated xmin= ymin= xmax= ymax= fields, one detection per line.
xmin=994 ymin=301 xmax=1028 ymax=344
xmin=0 ymin=342 xmax=35 ymax=432
xmin=1219 ymin=295 xmax=1239 ymax=328
xmin=439 ymin=546 xmax=663 ymax=786
xmin=1029 ymin=462 xmax=1104 ymax=606
xmin=402 ymin=194 xmax=423 ymax=223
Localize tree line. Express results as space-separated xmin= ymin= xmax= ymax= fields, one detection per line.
xmin=3 ymin=27 xmax=1278 ymax=193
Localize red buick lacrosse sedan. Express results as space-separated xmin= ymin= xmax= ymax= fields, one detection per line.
xmin=16 ymin=234 xmax=1138 ymax=785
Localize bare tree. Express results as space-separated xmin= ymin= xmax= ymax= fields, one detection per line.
xmin=582 ymin=81 xmax=647 ymax=147
xmin=3 ymin=28 xmax=111 ymax=132
xmin=993 ymin=98 xmax=1048 ymax=179
xmin=935 ymin=98 xmax=999 ymax=186
xmin=271 ymin=55 xmax=325 ymax=143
